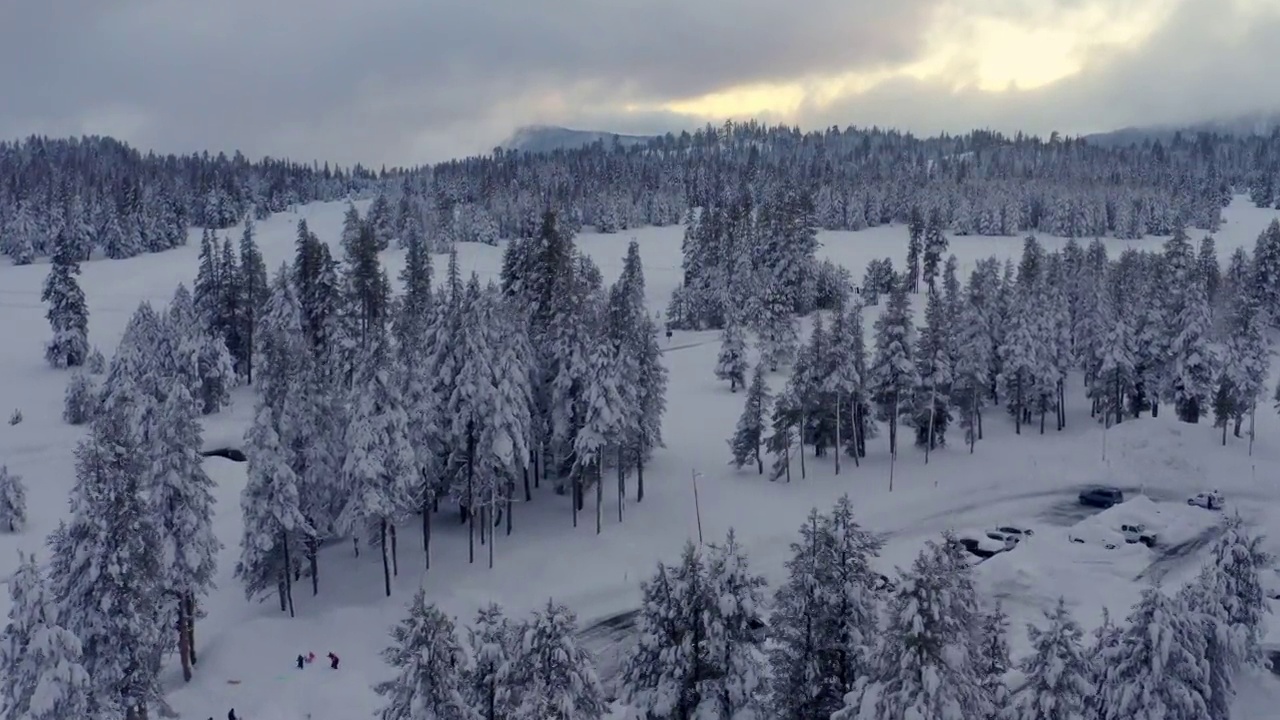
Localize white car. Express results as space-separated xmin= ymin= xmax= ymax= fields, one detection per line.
xmin=1187 ymin=490 xmax=1224 ymax=510
xmin=1121 ymin=523 xmax=1159 ymax=547
xmin=951 ymin=531 xmax=1015 ymax=560
xmin=995 ymin=525 xmax=1035 ymax=541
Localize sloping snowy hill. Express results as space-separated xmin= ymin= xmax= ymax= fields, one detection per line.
xmin=3 ymin=197 xmax=1280 ymax=718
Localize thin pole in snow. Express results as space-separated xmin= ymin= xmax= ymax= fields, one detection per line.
xmin=925 ymin=383 xmax=937 ymax=465
xmin=1102 ymin=410 xmax=1109 ymax=462
xmin=691 ymin=470 xmax=704 ymax=545
xmin=889 ymin=392 xmax=898 ymax=492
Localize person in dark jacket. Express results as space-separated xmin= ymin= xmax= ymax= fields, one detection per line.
xmin=296 ymin=654 xmax=305 ymax=669
xmin=228 ymin=711 xmax=237 ymax=720
xmin=328 ymin=652 xmax=339 ymax=669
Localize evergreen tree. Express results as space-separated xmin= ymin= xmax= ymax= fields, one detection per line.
xmin=1216 ymin=283 xmax=1270 ymax=441
xmin=48 ymin=402 xmax=167 ymax=720
xmin=1179 ymin=564 xmax=1238 ymax=720
xmin=1167 ymin=273 xmax=1216 ymax=423
xmin=729 ymin=364 xmax=770 ymax=474
xmin=633 ymin=312 xmax=669 ymax=500
xmin=62 ymin=371 xmax=98 ymax=425
xmin=700 ymin=529 xmax=769 ymax=719
xmin=463 ymin=604 xmax=519 ymax=720
xmin=340 ymin=343 xmax=418 ymax=595
xmin=921 ymin=208 xmax=948 ymax=292
xmin=715 ymin=318 xmax=749 ymax=391
xmin=826 ymin=297 xmax=871 ymax=465
xmin=0 ymin=553 xmax=91 ymax=720
xmin=0 ymin=465 xmax=26 ymax=532
xmin=816 ymin=497 xmax=883 ymax=713
xmin=976 ymin=602 xmax=1011 ymax=717
xmin=41 ymin=226 xmax=90 ymax=368
xmin=756 ymin=278 xmax=799 ymax=371
xmin=1096 ymin=587 xmax=1209 ymax=720
xmin=768 ymin=510 xmax=831 ymax=720
xmin=621 ymin=543 xmax=710 ymax=719
xmin=913 ymin=288 xmax=952 ymax=450
xmin=868 ymin=276 xmax=916 ymax=456
xmin=905 ymin=208 xmax=923 ymax=294
xmin=1002 ymin=598 xmax=1093 ymax=720
xmin=510 ymin=601 xmax=606 ymax=720
xmin=237 ymin=217 xmax=269 ymax=383
xmin=839 ymin=542 xmax=986 ymax=720
xmin=143 ymin=379 xmax=220 ymax=680
xmin=235 ymin=401 xmax=311 ymax=617
xmin=374 ymin=589 xmax=475 ymax=720
xmin=953 ymin=296 xmax=992 ymax=452
xmin=1208 ymin=516 xmax=1272 ymax=666
xmin=1198 ymin=235 xmax=1220 ymax=305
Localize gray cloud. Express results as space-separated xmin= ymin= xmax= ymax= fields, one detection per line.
xmin=0 ymin=0 xmax=1275 ymax=165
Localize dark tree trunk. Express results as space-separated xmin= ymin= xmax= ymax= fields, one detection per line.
xmin=380 ymin=519 xmax=391 ymax=597
xmin=422 ymin=497 xmax=432 ymax=570
xmin=390 ymin=523 xmax=398 ymax=577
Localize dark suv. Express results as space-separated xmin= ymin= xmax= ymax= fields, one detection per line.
xmin=1078 ymin=486 xmax=1124 ymax=509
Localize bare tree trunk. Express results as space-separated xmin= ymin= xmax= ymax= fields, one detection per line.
xmin=380 ymin=519 xmax=391 ymax=597
xmin=185 ymin=593 xmax=198 ymax=666
xmin=177 ymin=597 xmax=192 ymax=682
xmin=506 ymin=478 xmax=514 ymax=537
xmin=390 ymin=523 xmax=399 ymax=577
xmin=834 ymin=392 xmax=841 ymax=475
xmin=637 ymin=445 xmax=646 ymax=502
xmin=282 ymin=531 xmax=295 ymax=617
xmin=596 ymin=457 xmax=603 ymax=535
xmin=468 ymin=433 xmax=476 ymax=564
xmin=799 ymin=413 xmax=807 ymax=480
xmin=617 ymin=446 xmax=625 ymax=523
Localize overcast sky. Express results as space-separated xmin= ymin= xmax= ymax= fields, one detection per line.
xmin=2 ymin=0 xmax=1277 ymax=167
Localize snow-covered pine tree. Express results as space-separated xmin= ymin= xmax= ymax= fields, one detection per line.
xmin=1096 ymin=586 xmax=1209 ymax=720
xmin=1167 ymin=269 xmax=1216 ymax=423
xmin=0 ymin=465 xmax=26 ymax=532
xmin=485 ymin=290 xmax=535 ymax=536
xmin=41 ymin=225 xmax=89 ymax=368
xmin=62 ymin=370 xmax=98 ymax=426
xmin=700 ymin=528 xmax=769 ymax=719
xmin=48 ymin=401 xmax=167 ymax=720
xmin=1199 ymin=235 xmax=1220 ymax=305
xmin=464 ymin=604 xmax=520 ymax=720
xmin=1179 ymin=564 xmax=1239 ymax=720
xmin=1209 ymin=516 xmax=1272 ymax=666
xmin=633 ymin=311 xmax=669 ymax=502
xmin=766 ymin=388 xmax=801 ymax=482
xmin=237 ymin=217 xmax=270 ymax=383
xmin=1250 ymin=219 xmax=1280 ymax=323
xmin=729 ymin=364 xmax=770 ymax=474
xmin=826 ymin=296 xmax=870 ymax=468
xmin=768 ymin=509 xmax=831 ymax=719
xmin=817 ymin=496 xmax=884 ymax=710
xmin=953 ymin=291 xmax=992 ymax=452
xmin=921 ymin=208 xmax=948 ymax=293
xmin=839 ymin=541 xmax=986 ymax=720
xmin=1002 ymin=597 xmax=1093 ymax=720
xmin=905 ymin=207 xmax=923 ymax=294
xmin=868 ymin=275 xmax=916 ymax=456
xmin=715 ymin=317 xmax=749 ymax=392
xmin=1216 ymin=281 xmax=1270 ymax=441
xmin=621 ymin=542 xmax=709 ymax=718
xmin=166 ymin=283 xmax=236 ymax=416
xmin=0 ymin=553 xmax=91 ymax=720
xmin=374 ymin=588 xmax=474 ymax=720
xmin=575 ymin=331 xmax=627 ymax=535
xmin=756 ymin=276 xmax=799 ymax=372
xmin=1085 ymin=607 xmax=1123 ymax=720
xmin=999 ymin=299 xmax=1040 ymax=434
xmin=143 ymin=379 xmax=220 ymax=680
xmin=913 ymin=288 xmax=952 ymax=452
xmin=796 ymin=312 xmax=834 ymax=459
xmin=235 ymin=400 xmax=311 ymax=617
xmin=975 ymin=601 xmax=1011 ymax=716
xmin=510 ymin=601 xmax=607 ymax=720
xmin=340 ymin=340 xmax=418 ymax=595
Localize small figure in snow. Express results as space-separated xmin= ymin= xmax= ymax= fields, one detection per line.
xmin=306 ymin=651 xmax=316 ymax=664
xmin=296 ymin=654 xmax=305 ymax=669
xmin=228 ymin=710 xmax=237 ymax=720
xmin=328 ymin=652 xmax=340 ymax=670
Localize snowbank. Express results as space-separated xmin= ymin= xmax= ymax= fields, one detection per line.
xmin=1065 ymin=494 xmax=1222 ymax=549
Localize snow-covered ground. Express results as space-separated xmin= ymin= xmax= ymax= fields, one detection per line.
xmin=4 ymin=197 xmax=1280 ymax=718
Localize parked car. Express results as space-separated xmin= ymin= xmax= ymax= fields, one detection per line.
xmin=985 ymin=530 xmax=1021 ymax=550
xmin=952 ymin=531 xmax=1015 ymax=559
xmin=1121 ymin=523 xmax=1159 ymax=547
xmin=1068 ymin=534 xmax=1118 ymax=550
xmin=1079 ymin=486 xmax=1124 ymax=508
xmin=1187 ymin=490 xmax=1224 ymax=510
xmin=996 ymin=525 xmax=1035 ymax=540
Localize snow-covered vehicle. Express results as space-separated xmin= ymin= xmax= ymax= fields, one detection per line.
xmin=1120 ymin=523 xmax=1158 ymax=547
xmin=1068 ymin=533 xmax=1118 ymax=550
xmin=1187 ymin=490 xmax=1224 ymax=510
xmin=952 ymin=530 xmax=1017 ymax=559
xmin=995 ymin=525 xmax=1034 ymax=540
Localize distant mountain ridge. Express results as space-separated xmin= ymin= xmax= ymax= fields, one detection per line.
xmin=1086 ymin=111 xmax=1280 ymax=146
xmin=501 ymin=125 xmax=656 ymax=154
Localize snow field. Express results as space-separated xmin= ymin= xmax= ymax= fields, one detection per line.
xmin=3 ymin=195 xmax=1280 ymax=717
